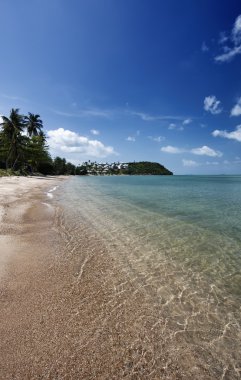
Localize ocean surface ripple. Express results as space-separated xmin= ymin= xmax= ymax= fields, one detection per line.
xmin=56 ymin=175 xmax=241 ymax=379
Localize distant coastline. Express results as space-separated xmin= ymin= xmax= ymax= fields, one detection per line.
xmin=0 ymin=159 xmax=173 ymax=177
xmin=75 ymin=161 xmax=173 ymax=176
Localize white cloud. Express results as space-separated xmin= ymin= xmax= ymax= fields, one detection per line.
xmin=183 ymin=159 xmax=221 ymax=167
xmin=161 ymin=144 xmax=222 ymax=157
xmin=183 ymin=118 xmax=192 ymax=125
xmin=90 ymin=129 xmax=100 ymax=135
xmin=130 ymin=111 xmax=185 ymax=122
xmin=206 ymin=161 xmax=219 ymax=165
xmin=126 ymin=136 xmax=136 ymax=142
xmin=154 ymin=136 xmax=164 ymax=142
xmin=215 ymin=14 xmax=241 ymax=63
xmin=168 ymin=123 xmax=184 ymax=131
xmin=126 ymin=130 xmax=140 ymax=142
xmin=201 ymin=42 xmax=209 ymax=52
xmin=230 ymin=98 xmax=241 ymax=117
xmin=53 ymin=108 xmax=112 ymax=119
xmin=131 ymin=111 xmax=155 ymax=121
xmin=219 ymin=158 xmax=241 ymax=165
xmin=212 ymin=125 xmax=241 ymax=142
xmin=215 ymin=45 xmax=241 ymax=63
xmin=161 ymin=146 xmax=184 ymax=154
xmin=232 ymin=15 xmax=241 ymax=45
xmin=182 ymin=159 xmax=199 ymax=167
xmin=191 ymin=145 xmax=223 ymax=157
xmin=154 ymin=136 xmax=165 ymax=142
xmin=126 ymin=129 xmax=141 ymax=142
xmin=0 ymin=93 xmax=28 ymax=102
xmin=148 ymin=135 xmax=165 ymax=142
xmin=204 ymin=95 xmax=222 ymax=114
xmin=47 ymin=128 xmax=116 ymax=157
xmin=219 ymin=32 xmax=228 ymax=44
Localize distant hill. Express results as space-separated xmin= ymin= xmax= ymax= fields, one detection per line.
xmin=75 ymin=161 xmax=173 ymax=175
xmin=126 ymin=161 xmax=173 ymax=175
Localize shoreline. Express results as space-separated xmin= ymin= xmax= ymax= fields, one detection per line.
xmin=0 ymin=176 xmax=63 ymax=279
xmin=0 ymin=176 xmax=180 ymax=379
xmin=0 ymin=175 xmax=234 ymax=379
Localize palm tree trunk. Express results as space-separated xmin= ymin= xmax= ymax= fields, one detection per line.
xmin=6 ymin=147 xmax=13 ymax=170
xmin=12 ymin=153 xmax=20 ymax=170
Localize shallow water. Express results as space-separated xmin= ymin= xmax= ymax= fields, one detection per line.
xmin=57 ymin=175 xmax=241 ymax=378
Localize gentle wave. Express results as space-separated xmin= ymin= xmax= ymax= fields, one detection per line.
xmin=46 ymin=185 xmax=59 ymax=198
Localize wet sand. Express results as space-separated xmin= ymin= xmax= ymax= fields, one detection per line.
xmin=0 ymin=176 xmax=230 ymax=379
xmin=0 ymin=176 xmax=66 ymax=378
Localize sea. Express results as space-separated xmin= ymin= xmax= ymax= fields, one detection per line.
xmin=55 ymin=175 xmax=241 ymax=378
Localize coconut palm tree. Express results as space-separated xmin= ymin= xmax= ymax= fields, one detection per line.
xmin=1 ymin=108 xmax=25 ymax=137
xmin=0 ymin=108 xmax=25 ymax=169
xmin=24 ymin=112 xmax=43 ymax=137
xmin=26 ymin=132 xmax=51 ymax=172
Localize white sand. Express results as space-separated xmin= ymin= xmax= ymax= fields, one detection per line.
xmin=0 ymin=176 xmax=63 ymax=279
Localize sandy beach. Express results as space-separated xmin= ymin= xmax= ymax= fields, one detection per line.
xmin=0 ymin=176 xmax=67 ymax=378
xmin=0 ymin=176 xmax=232 ymax=380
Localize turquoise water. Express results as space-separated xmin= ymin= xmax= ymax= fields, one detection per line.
xmin=57 ymin=175 xmax=241 ymax=378
xmin=72 ymin=174 xmax=241 ymax=239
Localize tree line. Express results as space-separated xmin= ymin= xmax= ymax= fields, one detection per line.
xmin=0 ymin=108 xmax=173 ymax=176
xmin=0 ymin=108 xmax=78 ymax=175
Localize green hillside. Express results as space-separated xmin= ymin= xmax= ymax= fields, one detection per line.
xmin=127 ymin=161 xmax=173 ymax=175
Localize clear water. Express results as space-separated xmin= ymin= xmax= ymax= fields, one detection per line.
xmin=57 ymin=175 xmax=241 ymax=378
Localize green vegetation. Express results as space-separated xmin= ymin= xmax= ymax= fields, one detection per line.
xmin=0 ymin=108 xmax=173 ymax=176
xmin=0 ymin=108 xmax=51 ymax=174
xmin=0 ymin=168 xmax=22 ymax=177
xmin=0 ymin=108 xmax=76 ymax=176
xmin=77 ymin=161 xmax=173 ymax=175
xmin=127 ymin=161 xmax=173 ymax=175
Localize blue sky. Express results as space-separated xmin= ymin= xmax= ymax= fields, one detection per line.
xmin=1 ymin=0 xmax=241 ymax=174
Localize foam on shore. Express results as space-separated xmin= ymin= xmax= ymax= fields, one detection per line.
xmin=46 ymin=185 xmax=59 ymax=198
